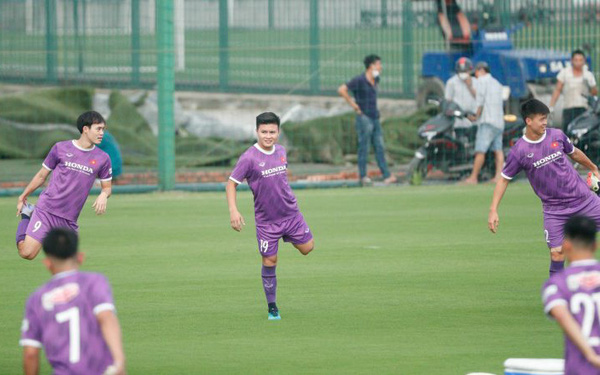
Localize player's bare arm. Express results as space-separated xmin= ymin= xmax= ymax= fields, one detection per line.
xmin=17 ymin=167 xmax=51 ymax=216
xmin=551 ymin=304 xmax=600 ymax=368
xmin=97 ymin=310 xmax=126 ymax=375
xmin=337 ymin=84 xmax=362 ymax=115
xmin=92 ymin=180 xmax=112 ymax=215
xmin=488 ymin=177 xmax=510 ymax=233
xmin=22 ymin=346 xmax=40 ymax=375
xmin=568 ymin=147 xmax=600 ymax=179
xmin=226 ymin=179 xmax=245 ymax=232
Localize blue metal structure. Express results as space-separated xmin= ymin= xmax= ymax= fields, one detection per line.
xmin=419 ymin=28 xmax=587 ymax=104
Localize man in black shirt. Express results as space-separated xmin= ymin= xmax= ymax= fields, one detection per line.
xmin=338 ymin=54 xmax=396 ymax=185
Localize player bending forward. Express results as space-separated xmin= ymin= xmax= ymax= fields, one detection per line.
xmin=489 ymin=99 xmax=600 ymax=276
xmin=15 ymin=111 xmax=112 ymax=260
xmin=542 ymin=216 xmax=600 ymax=374
xmin=20 ymin=228 xmax=125 ymax=375
xmin=226 ymin=112 xmax=315 ymax=320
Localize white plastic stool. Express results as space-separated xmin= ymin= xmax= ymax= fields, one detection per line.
xmin=504 ymin=358 xmax=564 ymax=375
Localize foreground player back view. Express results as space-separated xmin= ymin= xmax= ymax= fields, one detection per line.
xmin=542 ymin=215 xmax=600 ymax=373
xmin=20 ymin=228 xmax=125 ymax=375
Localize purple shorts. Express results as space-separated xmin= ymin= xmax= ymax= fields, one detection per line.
xmin=255 ymin=213 xmax=313 ymax=257
xmin=26 ymin=208 xmax=79 ymax=243
xmin=543 ymin=195 xmax=600 ymax=248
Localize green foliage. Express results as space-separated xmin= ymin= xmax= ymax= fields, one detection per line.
xmin=284 ymin=113 xmax=357 ymax=165
xmin=284 ymin=106 xmax=438 ymax=165
xmin=0 ymin=87 xmax=93 ymax=124
xmin=0 ymin=87 xmax=94 ymax=159
xmin=106 ymin=90 xmax=158 ymax=165
xmin=0 ymin=87 xmax=248 ymax=167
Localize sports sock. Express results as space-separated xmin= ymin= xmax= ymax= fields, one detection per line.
xmin=549 ymin=260 xmax=565 ymax=276
xmin=16 ymin=216 xmax=30 ymax=245
xmin=262 ymin=265 xmax=277 ymax=305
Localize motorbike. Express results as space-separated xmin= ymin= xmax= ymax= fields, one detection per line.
xmin=566 ymin=95 xmax=600 ymax=166
xmin=406 ymin=99 xmax=524 ymax=183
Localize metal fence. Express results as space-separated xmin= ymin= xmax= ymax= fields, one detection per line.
xmin=1 ymin=0 xmax=597 ymax=97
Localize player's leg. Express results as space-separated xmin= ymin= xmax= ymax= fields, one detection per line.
xmin=256 ymin=225 xmax=282 ymax=320
xmin=544 ymin=212 xmax=567 ymax=275
xmin=15 ymin=202 xmax=34 ymax=246
xmin=293 ymin=239 xmax=314 ymax=255
xmin=575 ymin=195 xmax=600 ymax=243
xmin=17 ymin=236 xmax=43 ymax=261
xmin=356 ymin=115 xmax=373 ymax=182
xmin=282 ymin=213 xmax=314 ymax=256
xmin=17 ymin=207 xmax=47 ymax=260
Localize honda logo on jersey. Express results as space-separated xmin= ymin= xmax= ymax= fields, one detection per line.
xmin=533 ymin=151 xmax=563 ymax=169
xmin=551 ymin=142 xmax=559 ymax=148
xmin=65 ymin=161 xmax=94 ymax=175
xmin=281 ymin=156 xmax=286 ymax=163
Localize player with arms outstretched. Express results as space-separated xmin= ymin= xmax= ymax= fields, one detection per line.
xmin=15 ymin=111 xmax=112 ymax=260
xmin=20 ymin=228 xmax=125 ymax=375
xmin=489 ymin=99 xmax=600 ymax=275
xmin=542 ymin=216 xmax=600 ymax=373
xmin=226 ymin=112 xmax=315 ymax=320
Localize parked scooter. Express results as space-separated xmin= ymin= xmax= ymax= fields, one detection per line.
xmin=407 ymin=99 xmax=524 ymax=183
xmin=566 ymin=95 xmax=600 ymax=165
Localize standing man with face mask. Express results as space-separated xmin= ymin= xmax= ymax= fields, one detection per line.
xmin=445 ymin=57 xmax=477 ymax=116
xmin=338 ymin=54 xmax=396 ymax=185
xmin=549 ymin=49 xmax=598 ymax=132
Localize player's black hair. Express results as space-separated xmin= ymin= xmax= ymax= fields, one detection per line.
xmin=363 ymin=54 xmax=381 ymax=70
xmin=256 ymin=112 xmax=280 ymax=130
xmin=520 ymin=98 xmax=550 ymax=120
xmin=572 ymin=49 xmax=586 ymax=59
xmin=564 ymin=215 xmax=597 ymax=249
xmin=42 ymin=228 xmax=79 ymax=260
xmin=76 ymin=111 xmax=105 ymax=134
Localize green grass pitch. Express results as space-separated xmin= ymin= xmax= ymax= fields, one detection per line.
xmin=0 ymin=184 xmax=565 ymax=374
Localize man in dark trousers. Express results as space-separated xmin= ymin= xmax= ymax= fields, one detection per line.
xmin=338 ymin=54 xmax=396 ymax=185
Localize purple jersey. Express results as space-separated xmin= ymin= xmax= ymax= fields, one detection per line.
xmin=229 ymin=144 xmax=299 ymax=225
xmin=38 ymin=140 xmax=112 ymax=222
xmin=502 ymin=128 xmax=593 ymax=213
xmin=542 ymin=260 xmax=600 ymax=374
xmin=20 ymin=271 xmax=116 ymax=375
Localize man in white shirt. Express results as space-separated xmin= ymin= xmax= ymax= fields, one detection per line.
xmin=464 ymin=62 xmax=505 ymax=184
xmin=549 ymin=49 xmax=598 ymax=131
xmin=445 ymin=57 xmax=477 ymax=112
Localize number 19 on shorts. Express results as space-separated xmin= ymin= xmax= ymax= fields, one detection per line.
xmin=259 ymin=240 xmax=269 ymax=254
